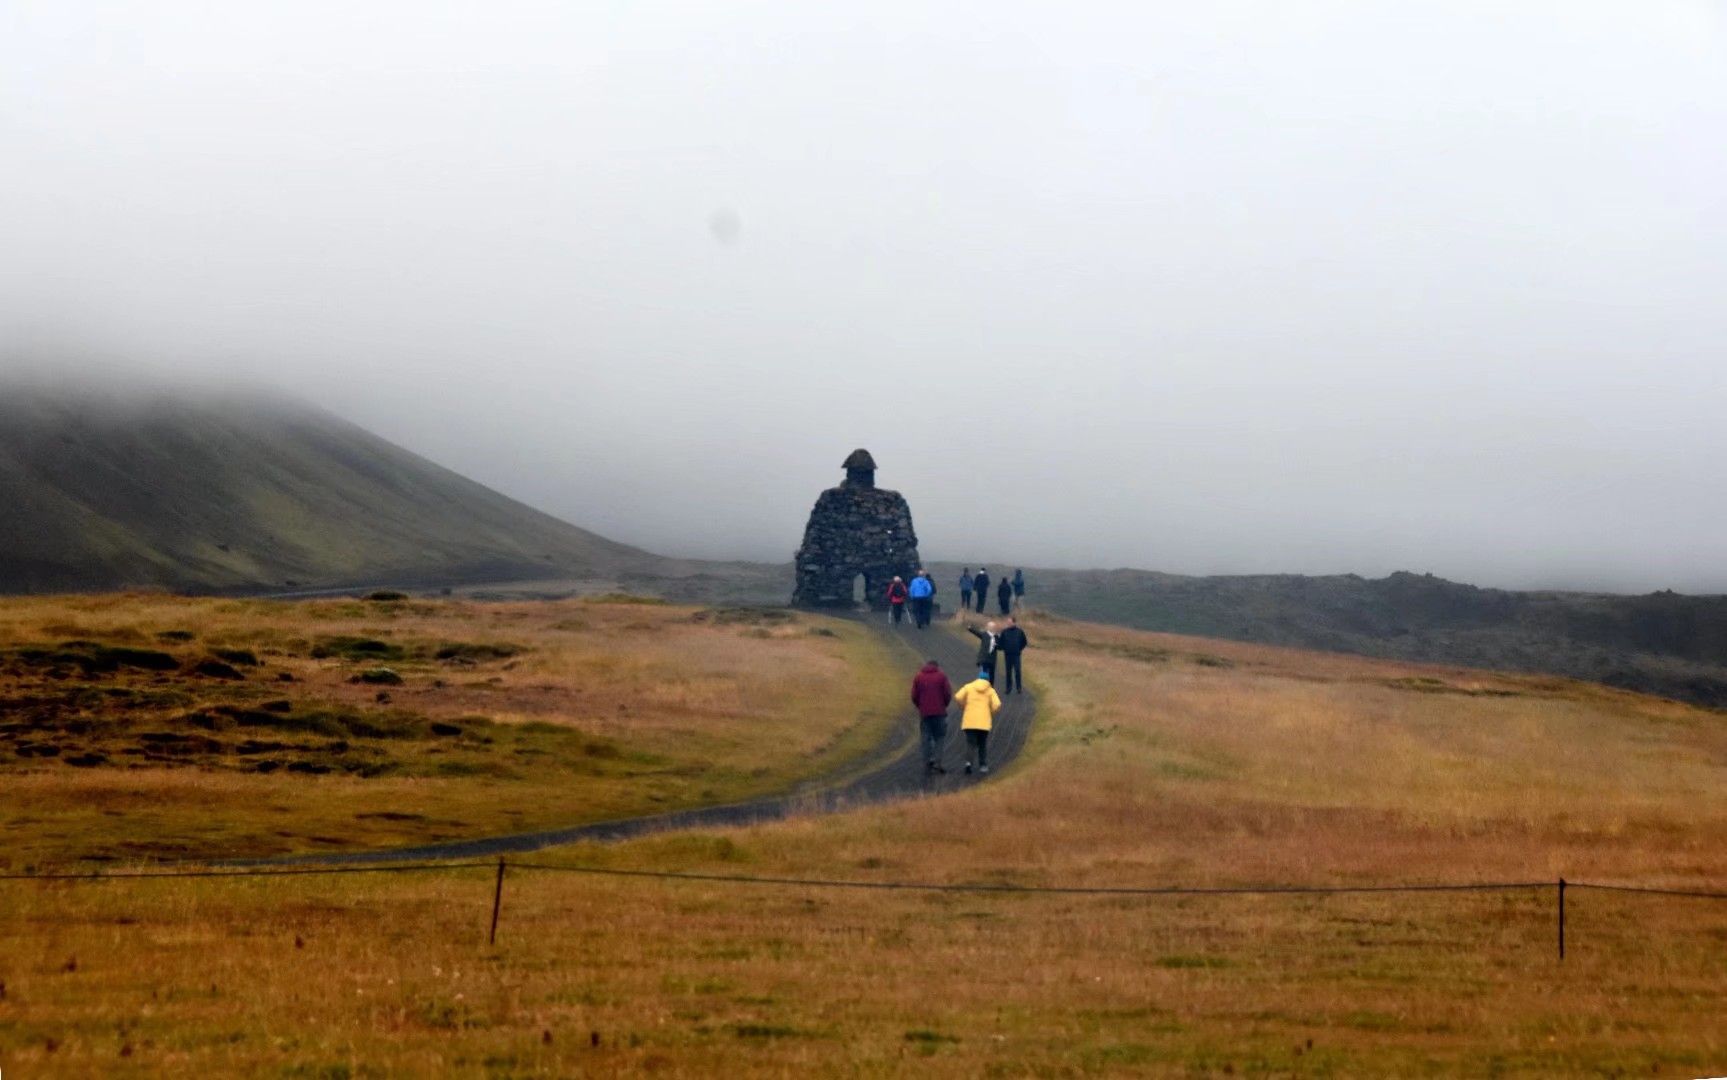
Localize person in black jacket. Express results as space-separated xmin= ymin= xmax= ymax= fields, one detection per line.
xmin=968 ymin=619 xmax=1000 ymax=686
xmin=997 ymin=616 xmax=1029 ymax=694
xmin=973 ymin=568 xmax=990 ymax=613
xmin=996 ymin=576 xmax=1013 ymax=615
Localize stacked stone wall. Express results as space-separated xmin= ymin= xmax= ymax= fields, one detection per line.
xmin=792 ymin=485 xmax=921 ymax=609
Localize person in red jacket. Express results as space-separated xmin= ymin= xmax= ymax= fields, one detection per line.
xmin=884 ymin=576 xmax=909 ymax=624
xmin=910 ymin=659 xmax=954 ymax=773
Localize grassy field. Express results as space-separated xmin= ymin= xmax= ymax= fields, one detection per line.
xmin=0 ymin=594 xmax=901 ymax=867
xmin=2 ymin=609 xmax=1723 ymax=1076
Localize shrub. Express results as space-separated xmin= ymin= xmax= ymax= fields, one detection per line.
xmin=189 ymin=658 xmax=245 ymax=680
xmin=692 ymin=607 xmax=795 ymax=626
xmin=96 ymin=645 xmax=180 ymax=671
xmin=335 ymin=710 xmax=428 ymax=739
xmin=310 ymin=636 xmax=404 ymax=662
xmin=13 ymin=642 xmax=181 ymax=674
xmin=434 ymin=642 xmax=524 ymax=662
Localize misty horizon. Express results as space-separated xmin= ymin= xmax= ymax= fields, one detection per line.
xmin=4 ymin=3 xmax=1725 ymax=594
xmin=5 ymin=363 xmax=1720 ymax=597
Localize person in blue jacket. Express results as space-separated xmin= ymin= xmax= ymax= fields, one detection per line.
xmin=958 ymin=568 xmax=973 ymax=613
xmin=1012 ymin=568 xmax=1026 ymax=610
xmin=907 ymin=569 xmax=936 ymax=629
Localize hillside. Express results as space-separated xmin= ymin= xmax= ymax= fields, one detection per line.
xmin=980 ymin=564 xmax=1727 ymax=708
xmin=0 ymin=382 xmax=677 ymax=595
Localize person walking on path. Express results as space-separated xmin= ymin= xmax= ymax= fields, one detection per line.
xmin=907 ymin=570 xmax=936 ymax=629
xmin=973 ymin=568 xmax=991 ymax=613
xmin=996 ymin=576 xmax=1013 ymax=616
xmin=910 ymin=659 xmax=954 ymax=773
xmin=953 ymin=668 xmax=1003 ymax=774
xmin=997 ymin=615 xmax=1029 ymax=694
xmin=968 ymin=619 xmax=1001 ymax=686
xmin=884 ymin=576 xmax=909 ymax=624
xmin=959 ymin=568 xmax=973 ymax=614
xmin=1012 ymin=568 xmax=1026 ymax=610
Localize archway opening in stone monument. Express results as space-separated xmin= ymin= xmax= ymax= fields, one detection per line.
xmin=852 ymin=574 xmax=867 ymax=607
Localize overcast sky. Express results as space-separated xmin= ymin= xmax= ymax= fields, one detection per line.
xmin=4 ymin=2 xmax=1725 ymax=591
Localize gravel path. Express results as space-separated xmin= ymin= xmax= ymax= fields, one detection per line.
xmin=249 ymin=614 xmax=1035 ymax=865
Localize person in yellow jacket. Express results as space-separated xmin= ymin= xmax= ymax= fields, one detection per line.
xmin=952 ymin=668 xmax=1003 ymax=775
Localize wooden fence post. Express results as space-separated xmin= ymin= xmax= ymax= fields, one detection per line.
xmin=1557 ymin=878 xmax=1566 ymax=961
xmin=489 ymin=858 xmax=507 ymax=946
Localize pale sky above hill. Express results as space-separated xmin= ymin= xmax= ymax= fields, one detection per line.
xmin=3 ymin=2 xmax=1725 ymax=592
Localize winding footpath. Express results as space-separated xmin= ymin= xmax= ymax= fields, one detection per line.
xmin=253 ymin=614 xmax=1036 ymax=865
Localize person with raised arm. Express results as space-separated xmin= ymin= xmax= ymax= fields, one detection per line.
xmin=968 ymin=618 xmax=1001 ymax=686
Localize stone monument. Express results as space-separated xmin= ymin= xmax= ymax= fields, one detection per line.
xmin=792 ymin=449 xmax=922 ymax=609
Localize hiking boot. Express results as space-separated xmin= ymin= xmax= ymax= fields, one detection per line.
xmin=934 ymin=763 xmax=947 ymax=774
xmin=980 ymin=765 xmax=990 ymax=774
xmin=964 ymin=762 xmax=973 ymax=775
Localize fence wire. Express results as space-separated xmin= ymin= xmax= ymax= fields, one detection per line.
xmin=0 ymin=862 xmax=493 ymax=882
xmin=507 ymin=861 xmax=1555 ymax=896
xmin=1 ymin=859 xmax=1722 ymax=900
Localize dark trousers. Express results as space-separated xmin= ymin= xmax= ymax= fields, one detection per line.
xmin=998 ymin=593 xmax=1011 ymax=615
xmin=981 ymin=653 xmax=998 ymax=685
xmin=890 ymin=603 xmax=905 ymax=624
xmin=960 ymin=590 xmax=971 ymax=612
xmin=964 ymin=728 xmax=989 ymax=767
xmin=920 ymin=715 xmax=947 ymax=764
xmin=974 ymin=591 xmax=987 ymax=613
xmin=1003 ymin=652 xmax=1023 ymax=693
xmin=911 ymin=597 xmax=932 ymax=627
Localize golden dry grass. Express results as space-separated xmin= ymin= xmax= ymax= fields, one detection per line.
xmin=2 ymin=608 xmax=1723 ymax=1076
xmin=0 ymin=595 xmax=900 ymax=867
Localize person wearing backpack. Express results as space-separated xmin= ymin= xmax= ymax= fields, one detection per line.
xmin=907 ymin=569 xmax=936 ymax=629
xmin=1012 ymin=568 xmax=1026 ymax=610
xmin=884 ymin=576 xmax=909 ymax=624
xmin=953 ymin=667 xmax=1003 ymax=774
